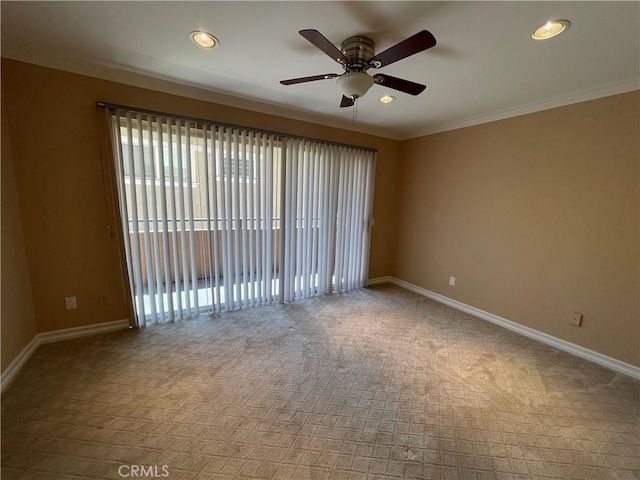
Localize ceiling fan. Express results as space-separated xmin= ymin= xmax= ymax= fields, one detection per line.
xmin=280 ymin=29 xmax=437 ymax=107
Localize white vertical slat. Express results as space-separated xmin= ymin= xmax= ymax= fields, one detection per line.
xmin=122 ymin=113 xmax=146 ymax=320
xmin=335 ymin=148 xmax=347 ymax=292
xmin=344 ymin=149 xmax=356 ymax=291
xmin=227 ymin=128 xmax=237 ymax=309
xmin=360 ymin=152 xmax=375 ymax=285
xmin=202 ymin=125 xmax=214 ymax=312
xmin=265 ymin=135 xmax=274 ymax=303
xmin=193 ymin=127 xmax=210 ymax=312
xmin=278 ymin=139 xmax=288 ymax=303
xmin=185 ymin=123 xmax=199 ymax=315
xmin=175 ymin=121 xmax=192 ymax=316
xmin=295 ymin=141 xmax=305 ymax=299
xmin=232 ymin=129 xmax=241 ymax=308
xmin=156 ymin=119 xmax=174 ymax=321
xmin=253 ymin=133 xmax=263 ymax=305
xmin=345 ymin=148 xmax=355 ymax=290
xmin=323 ymin=145 xmax=335 ymax=294
xmin=314 ymin=145 xmax=329 ymax=295
xmin=113 ymin=115 xmax=138 ymax=325
xmin=262 ymin=134 xmax=269 ymax=302
xmin=127 ymin=115 xmax=147 ymax=324
xmin=247 ymin=132 xmax=256 ymax=306
xmin=166 ymin=120 xmax=182 ymax=317
xmin=284 ymin=139 xmax=298 ymax=302
xmin=301 ymin=142 xmax=310 ymax=298
xmin=217 ymin=127 xmax=229 ymax=309
xmin=268 ymin=138 xmax=274 ymax=302
xmin=295 ymin=140 xmax=303 ymax=299
xmin=333 ymin=149 xmax=346 ymax=293
xmin=310 ymin=143 xmax=321 ymax=293
xmin=259 ymin=135 xmax=269 ymax=304
xmin=240 ymin=131 xmax=249 ymax=307
xmin=134 ymin=114 xmax=157 ymax=322
xmin=317 ymin=146 xmax=331 ymax=295
xmin=196 ymin=129 xmax=213 ymax=313
xmin=223 ymin=128 xmax=235 ymax=309
xmin=210 ymin=126 xmax=222 ymax=313
xmin=356 ymin=153 xmax=370 ymax=288
xmin=303 ymin=142 xmax=313 ymax=297
xmin=147 ymin=116 xmax=165 ymax=320
xmin=308 ymin=143 xmax=317 ymax=296
xmin=350 ymin=150 xmax=360 ymax=290
xmin=354 ymin=154 xmax=366 ymax=288
xmin=324 ymin=146 xmax=337 ymax=293
xmin=272 ymin=138 xmax=280 ymax=300
xmin=361 ymin=151 xmax=377 ymax=286
xmin=351 ymin=153 xmax=364 ymax=289
xmin=284 ymin=139 xmax=293 ymax=301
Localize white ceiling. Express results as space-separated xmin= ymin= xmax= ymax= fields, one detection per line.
xmin=2 ymin=1 xmax=639 ymax=140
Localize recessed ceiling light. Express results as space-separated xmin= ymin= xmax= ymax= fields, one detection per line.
xmin=379 ymin=95 xmax=396 ymax=104
xmin=532 ymin=20 xmax=571 ymax=40
xmin=190 ymin=31 xmax=219 ymax=48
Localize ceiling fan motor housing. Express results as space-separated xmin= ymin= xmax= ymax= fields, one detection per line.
xmin=340 ymin=36 xmax=375 ymax=71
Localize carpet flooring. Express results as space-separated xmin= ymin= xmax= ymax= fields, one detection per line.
xmin=2 ymin=284 xmax=638 ymax=480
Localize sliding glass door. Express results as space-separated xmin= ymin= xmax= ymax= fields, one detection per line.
xmin=108 ymin=108 xmax=375 ymax=326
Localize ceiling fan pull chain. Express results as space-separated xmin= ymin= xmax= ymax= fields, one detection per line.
xmin=352 ymin=98 xmax=357 ymax=125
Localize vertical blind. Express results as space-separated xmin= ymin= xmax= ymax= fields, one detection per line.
xmin=108 ymin=108 xmax=376 ymax=326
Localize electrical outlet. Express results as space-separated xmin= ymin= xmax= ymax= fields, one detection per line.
xmin=570 ymin=312 xmax=582 ymax=327
xmin=449 ymin=276 xmax=456 ymax=286
xmin=65 ymin=296 xmax=77 ymax=310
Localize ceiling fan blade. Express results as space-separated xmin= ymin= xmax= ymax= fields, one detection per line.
xmin=280 ymin=73 xmax=339 ymax=85
xmin=368 ymin=30 xmax=436 ymax=68
xmin=374 ymin=74 xmax=426 ymax=95
xmin=340 ymin=95 xmax=355 ymax=108
xmin=300 ymin=29 xmax=349 ymax=65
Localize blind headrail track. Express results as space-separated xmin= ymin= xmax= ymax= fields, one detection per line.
xmin=96 ymin=101 xmax=377 ymax=153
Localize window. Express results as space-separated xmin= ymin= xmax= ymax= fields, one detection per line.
xmin=108 ymin=108 xmax=376 ymax=326
xmin=119 ymin=124 xmax=197 ymax=183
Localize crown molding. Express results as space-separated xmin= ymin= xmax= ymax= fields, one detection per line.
xmin=3 ymin=48 xmax=638 ymax=142
xmin=1 ymin=48 xmax=401 ymax=140
xmin=405 ymin=78 xmax=640 ymax=139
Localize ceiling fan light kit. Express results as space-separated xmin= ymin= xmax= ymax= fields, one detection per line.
xmin=281 ymin=29 xmax=436 ymax=107
xmin=336 ymin=72 xmax=374 ymax=99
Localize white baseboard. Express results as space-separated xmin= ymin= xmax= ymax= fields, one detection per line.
xmin=369 ymin=276 xmax=640 ymax=380
xmin=37 ymin=319 xmax=130 ymax=345
xmin=367 ymin=276 xmax=394 ymax=286
xmin=1 ymin=319 xmax=130 ymax=393
xmin=0 ymin=336 xmax=41 ymax=394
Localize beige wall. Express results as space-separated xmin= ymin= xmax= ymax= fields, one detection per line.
xmin=1 ymin=97 xmax=38 ymax=372
xmin=395 ymin=92 xmax=640 ymax=366
xmin=3 ymin=56 xmax=637 ymax=371
xmin=1 ymin=58 xmax=399 ymax=335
